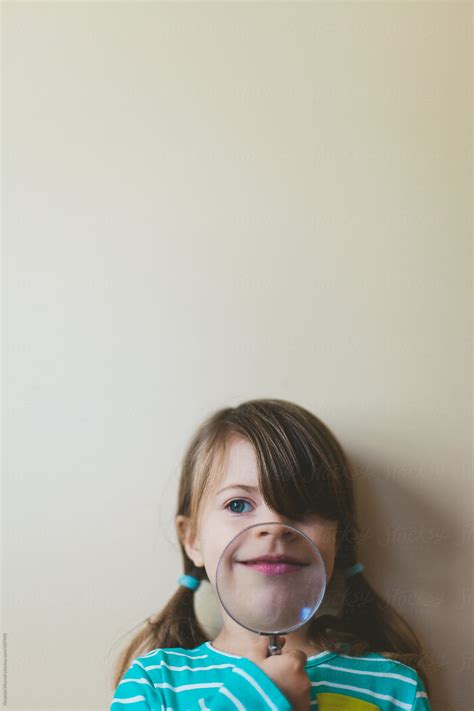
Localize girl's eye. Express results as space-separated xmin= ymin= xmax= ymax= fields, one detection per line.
xmin=225 ymin=499 xmax=253 ymax=514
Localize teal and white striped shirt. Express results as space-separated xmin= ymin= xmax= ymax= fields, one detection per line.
xmin=110 ymin=641 xmax=431 ymax=710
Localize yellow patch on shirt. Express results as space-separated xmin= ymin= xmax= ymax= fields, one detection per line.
xmin=317 ymin=692 xmax=381 ymax=710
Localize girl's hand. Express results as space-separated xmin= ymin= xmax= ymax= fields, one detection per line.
xmin=246 ymin=635 xmax=311 ymax=711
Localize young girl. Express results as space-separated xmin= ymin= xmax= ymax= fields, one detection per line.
xmin=109 ymin=398 xmax=432 ymax=710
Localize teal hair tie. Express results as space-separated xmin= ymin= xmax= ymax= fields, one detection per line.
xmin=178 ymin=574 xmax=201 ymax=591
xmin=343 ymin=562 xmax=364 ymax=578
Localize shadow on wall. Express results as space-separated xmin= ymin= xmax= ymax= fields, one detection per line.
xmin=350 ymin=449 xmax=472 ymax=711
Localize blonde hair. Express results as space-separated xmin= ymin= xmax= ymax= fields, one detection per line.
xmin=111 ymin=398 xmax=430 ymax=693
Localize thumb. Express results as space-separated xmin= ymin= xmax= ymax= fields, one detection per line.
xmin=284 ymin=647 xmax=308 ymax=667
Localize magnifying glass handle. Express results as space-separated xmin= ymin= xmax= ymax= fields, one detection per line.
xmin=267 ymin=634 xmax=283 ymax=656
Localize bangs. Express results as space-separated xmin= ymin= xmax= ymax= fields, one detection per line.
xmin=247 ymin=416 xmax=345 ymax=522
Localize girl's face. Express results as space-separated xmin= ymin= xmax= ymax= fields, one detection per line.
xmin=177 ymin=435 xmax=339 ymax=591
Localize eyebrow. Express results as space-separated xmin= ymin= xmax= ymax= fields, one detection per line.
xmin=216 ymin=484 xmax=259 ymax=495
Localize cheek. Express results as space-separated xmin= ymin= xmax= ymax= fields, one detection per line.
xmin=199 ymin=537 xmax=225 ymax=586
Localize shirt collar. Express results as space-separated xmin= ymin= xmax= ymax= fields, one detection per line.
xmin=203 ymin=641 xmax=339 ymax=668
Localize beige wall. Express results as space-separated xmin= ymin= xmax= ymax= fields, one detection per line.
xmin=2 ymin=2 xmax=472 ymax=709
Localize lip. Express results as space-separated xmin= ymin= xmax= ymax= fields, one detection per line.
xmin=239 ymin=554 xmax=308 ymax=565
xmin=235 ymin=553 xmax=310 ymax=575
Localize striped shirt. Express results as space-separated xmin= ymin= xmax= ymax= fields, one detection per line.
xmin=110 ymin=641 xmax=431 ymax=710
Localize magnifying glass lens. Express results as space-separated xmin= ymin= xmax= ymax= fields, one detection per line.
xmin=215 ymin=522 xmax=327 ymax=652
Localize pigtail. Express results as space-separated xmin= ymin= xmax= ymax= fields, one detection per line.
xmin=342 ymin=571 xmax=422 ymax=652
xmin=110 ymin=562 xmax=208 ymax=692
xmin=310 ymin=518 xmax=431 ymax=696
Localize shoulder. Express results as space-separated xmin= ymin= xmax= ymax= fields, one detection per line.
xmin=132 ymin=641 xmax=227 ymax=673
xmin=327 ymin=651 xmax=420 ymax=677
xmin=114 ymin=643 xmax=218 ymax=691
xmin=111 ymin=643 xmax=227 ymax=708
xmin=307 ymin=652 xmax=428 ymax=710
xmin=111 ymin=643 xmax=261 ymax=711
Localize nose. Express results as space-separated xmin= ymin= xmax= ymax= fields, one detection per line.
xmin=254 ymin=515 xmax=298 ymax=542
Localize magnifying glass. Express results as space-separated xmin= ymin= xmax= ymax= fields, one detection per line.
xmin=215 ymin=522 xmax=326 ymax=656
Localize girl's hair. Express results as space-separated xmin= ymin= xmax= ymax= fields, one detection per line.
xmin=111 ymin=398 xmax=430 ymax=693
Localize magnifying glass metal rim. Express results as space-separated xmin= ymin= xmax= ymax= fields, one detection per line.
xmin=215 ymin=521 xmax=327 ymax=636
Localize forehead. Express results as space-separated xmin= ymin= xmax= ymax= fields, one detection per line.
xmin=206 ymin=435 xmax=259 ymax=496
xmin=220 ymin=436 xmax=258 ymax=482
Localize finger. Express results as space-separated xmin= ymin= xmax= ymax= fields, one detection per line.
xmin=248 ymin=634 xmax=272 ymax=660
xmin=249 ymin=634 xmax=286 ymax=660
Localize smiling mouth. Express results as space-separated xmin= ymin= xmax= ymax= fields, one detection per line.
xmin=236 ymin=554 xmax=309 ymax=576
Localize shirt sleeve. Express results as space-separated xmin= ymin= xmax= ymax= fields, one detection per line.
xmin=411 ymin=673 xmax=432 ymax=711
xmin=109 ymin=658 xmax=162 ymax=710
xmin=207 ymin=656 xmax=293 ymax=711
